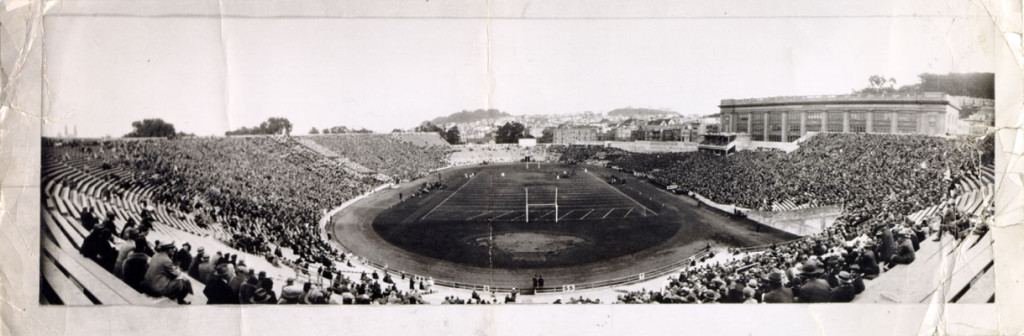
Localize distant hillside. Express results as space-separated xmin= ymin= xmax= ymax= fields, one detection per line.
xmin=607 ymin=108 xmax=680 ymax=118
xmin=430 ymin=109 xmax=512 ymax=125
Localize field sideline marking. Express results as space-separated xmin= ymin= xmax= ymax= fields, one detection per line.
xmin=420 ymin=172 xmax=481 ymax=221
xmin=466 ymin=211 xmax=493 ymax=220
xmin=585 ymin=170 xmax=656 ymax=215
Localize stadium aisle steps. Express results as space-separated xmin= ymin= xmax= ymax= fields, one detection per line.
xmin=953 ymin=261 xmax=995 ymax=303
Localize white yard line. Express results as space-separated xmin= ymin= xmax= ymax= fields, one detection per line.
xmin=490 ymin=210 xmax=515 ymax=220
xmin=602 ymin=208 xmax=616 ymax=219
xmin=420 ymin=172 xmax=481 ymax=220
xmin=585 ymin=170 xmax=656 ymax=215
xmin=623 ymin=208 xmax=633 ymax=217
xmin=557 ymin=209 xmax=576 ymax=221
xmin=538 ymin=210 xmax=554 ymax=219
xmin=579 ymin=209 xmax=595 ymax=219
xmin=466 ymin=210 xmax=494 ymax=220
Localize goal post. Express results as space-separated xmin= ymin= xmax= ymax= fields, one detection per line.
xmin=524 ymin=187 xmax=558 ymax=222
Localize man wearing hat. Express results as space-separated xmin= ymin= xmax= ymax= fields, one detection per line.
xmin=204 ymin=263 xmax=236 ymax=304
xmin=855 ymin=243 xmax=881 ymax=279
xmin=250 ymin=288 xmax=276 ymax=304
xmin=238 ymin=273 xmax=259 ymax=304
xmin=142 ymin=241 xmax=194 ymax=304
xmin=877 ymin=225 xmax=896 ymax=264
xmin=188 ymin=247 xmax=205 ymax=280
xmin=121 ymin=237 xmax=151 ymax=293
xmin=279 ymin=278 xmax=302 ymax=304
xmin=796 ymin=260 xmax=831 ymax=303
xmin=228 ymin=265 xmax=250 ymax=299
xmin=888 ymin=230 xmax=917 ymax=266
xmin=742 ymin=287 xmax=758 ymax=304
xmin=81 ymin=207 xmax=98 ymax=232
xmin=197 ymin=254 xmax=216 ymax=284
xmin=113 ymin=231 xmax=141 ymax=277
xmin=762 ymin=271 xmax=793 ymax=303
xmin=79 ymin=224 xmax=118 ymax=271
xmin=173 ymin=243 xmax=193 ymax=271
xmin=828 ymin=271 xmax=858 ymax=302
xmin=848 ymin=264 xmax=866 ymax=294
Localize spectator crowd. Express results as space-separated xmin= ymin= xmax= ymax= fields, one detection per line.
xmin=50 ymin=132 xmax=993 ymax=305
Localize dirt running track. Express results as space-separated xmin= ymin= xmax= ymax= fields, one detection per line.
xmin=330 ymin=163 xmax=797 ymax=291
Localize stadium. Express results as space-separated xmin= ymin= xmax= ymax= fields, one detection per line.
xmin=39 ymin=126 xmax=996 ymax=305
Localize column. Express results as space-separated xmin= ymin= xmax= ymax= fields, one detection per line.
xmin=746 ymin=113 xmax=752 ymax=134
xmin=865 ymin=111 xmax=873 ymax=133
xmin=842 ymin=111 xmax=850 ymax=133
xmin=800 ymin=111 xmax=807 ymax=136
xmin=821 ymin=111 xmax=828 ymax=133
xmin=763 ymin=114 xmax=769 ymax=140
xmin=780 ymin=111 xmax=788 ymax=141
xmin=890 ymin=111 xmax=898 ymax=133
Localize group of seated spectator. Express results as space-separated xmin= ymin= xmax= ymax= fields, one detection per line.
xmin=617 ymin=194 xmax=984 ymax=304
xmin=448 ymin=144 xmax=557 ymax=166
xmin=53 ymin=132 xmax=993 ymax=305
xmin=604 ymin=134 xmax=981 ymax=218
xmin=549 ymin=145 xmax=613 ymax=163
xmin=590 ymin=133 xmax=991 ymax=304
xmin=48 ymin=136 xmax=406 ymax=269
xmin=308 ymin=134 xmax=450 ymax=181
xmin=76 ymin=204 xmax=309 ymax=304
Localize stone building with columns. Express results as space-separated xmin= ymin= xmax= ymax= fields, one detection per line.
xmin=718 ymin=92 xmax=967 ymax=142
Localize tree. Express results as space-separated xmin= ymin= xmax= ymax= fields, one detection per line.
xmin=391 ymin=128 xmax=405 ymax=133
xmin=855 ymin=73 xmax=995 ymax=99
xmin=444 ymin=126 xmax=461 ymax=144
xmin=415 ymin=122 xmax=446 ymax=140
xmin=125 ymin=118 xmax=177 ymax=138
xmin=309 ymin=127 xmax=320 ymax=135
xmin=259 ymin=117 xmax=293 ymax=135
xmin=495 ymin=122 xmax=526 ymax=143
xmin=538 ymin=127 xmax=555 ymax=143
xmin=959 ymin=104 xmax=980 ymax=119
xmin=226 ymin=117 xmax=293 ymax=136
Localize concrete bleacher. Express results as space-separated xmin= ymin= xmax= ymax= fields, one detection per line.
xmin=40 ymin=153 xmax=306 ymax=305
xmin=854 ymin=164 xmax=995 ymax=304
xmin=853 ymin=231 xmax=993 ymax=303
xmin=292 ymin=137 xmax=376 ymax=175
xmin=39 ymin=139 xmax=996 ymax=305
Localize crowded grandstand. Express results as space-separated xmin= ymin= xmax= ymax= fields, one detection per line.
xmin=40 ymin=130 xmax=994 ymax=305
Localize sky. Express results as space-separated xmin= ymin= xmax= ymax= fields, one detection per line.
xmin=42 ymin=14 xmax=997 ymax=137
